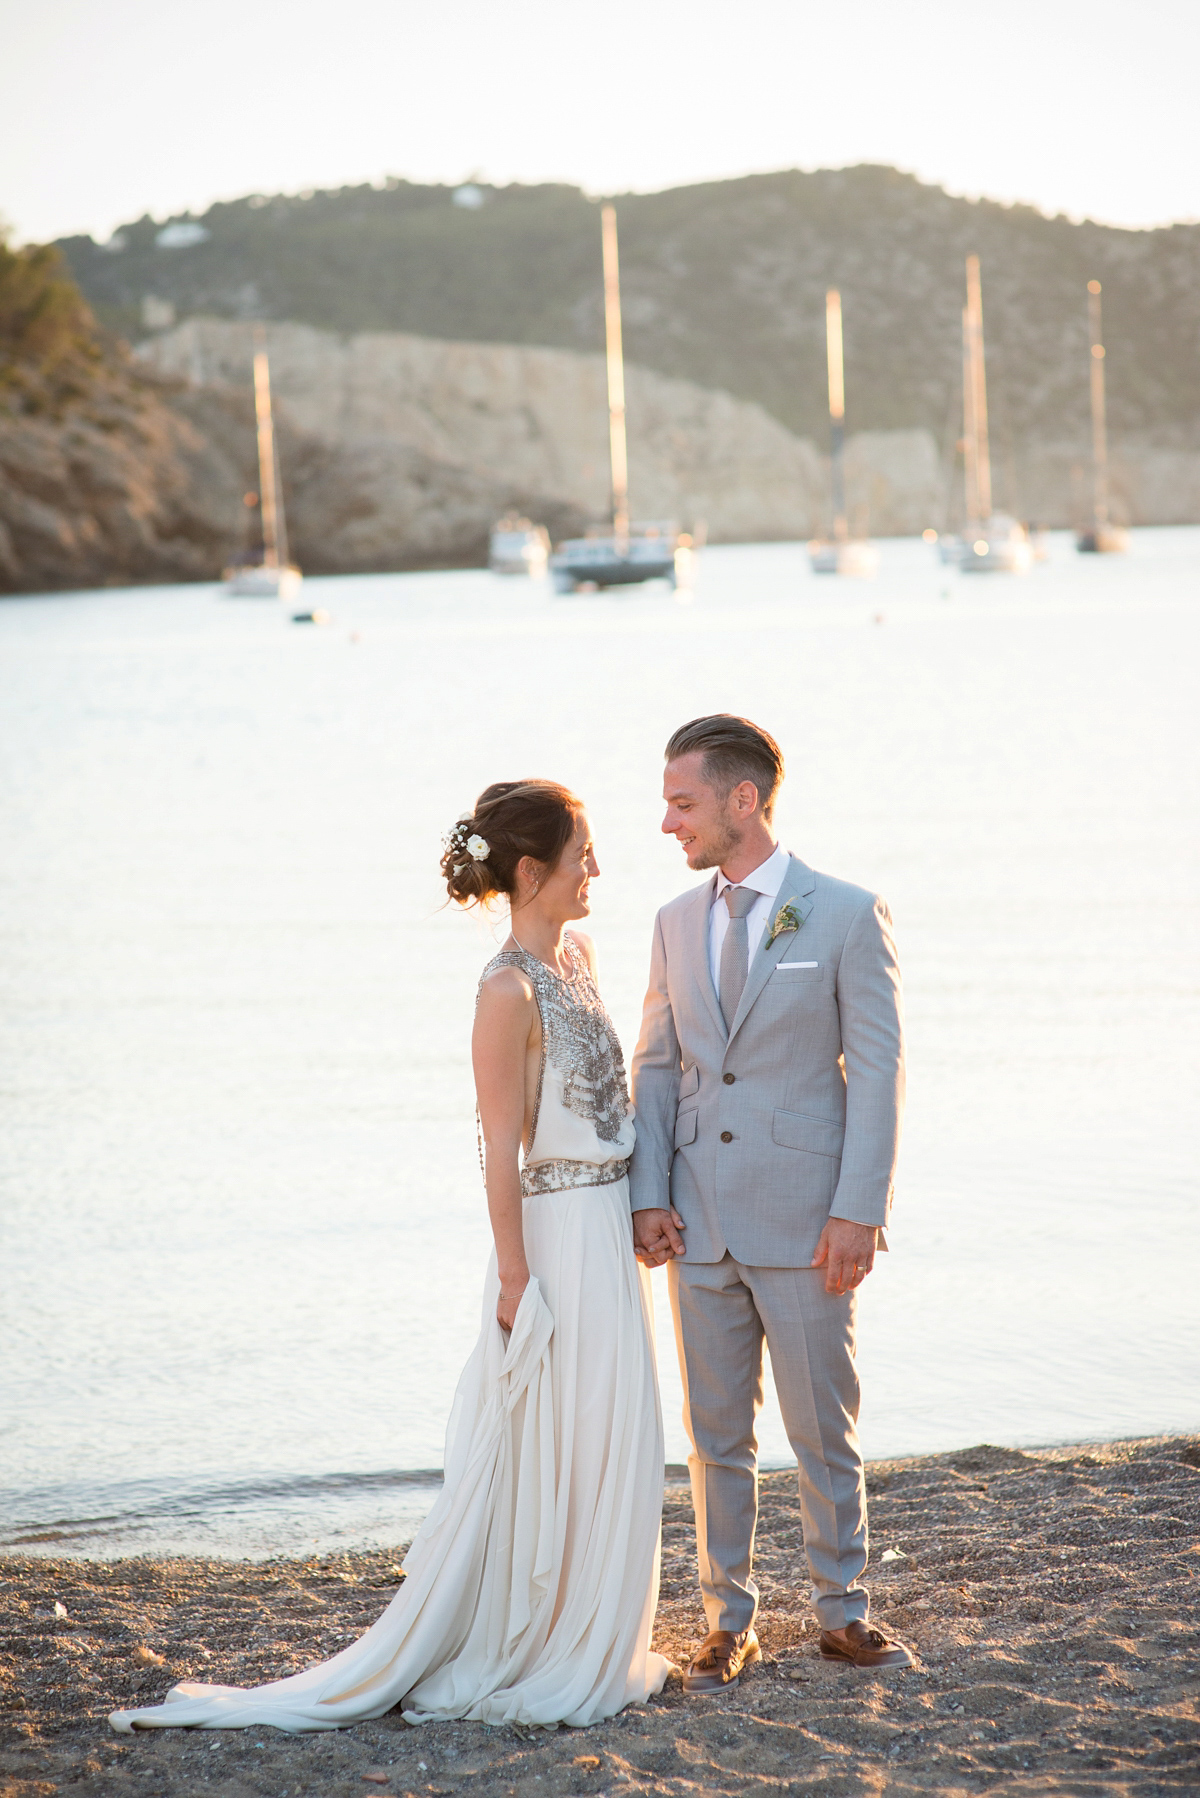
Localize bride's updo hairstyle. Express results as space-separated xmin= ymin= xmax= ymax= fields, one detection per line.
xmin=441 ymin=779 xmax=583 ymax=908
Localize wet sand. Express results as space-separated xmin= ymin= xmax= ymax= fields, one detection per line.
xmin=2 ymin=1435 xmax=1198 ymax=1796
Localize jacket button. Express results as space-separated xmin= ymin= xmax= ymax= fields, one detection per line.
xmin=723 ymin=1072 xmax=735 ymax=1085
xmin=720 ymin=1130 xmax=733 ymax=1143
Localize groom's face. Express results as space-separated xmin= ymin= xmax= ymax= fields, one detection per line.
xmin=662 ymin=754 xmax=742 ymax=871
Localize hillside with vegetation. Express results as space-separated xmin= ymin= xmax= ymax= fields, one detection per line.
xmin=0 ymin=237 xmax=107 ymax=414
xmin=60 ymin=165 xmax=1200 ymax=482
xmin=0 ymin=234 xmax=252 ymax=592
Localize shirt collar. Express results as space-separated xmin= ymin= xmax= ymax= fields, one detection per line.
xmin=714 ymin=842 xmax=791 ymax=902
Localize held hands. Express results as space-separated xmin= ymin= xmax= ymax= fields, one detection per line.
xmin=811 ymin=1216 xmax=878 ymax=1296
xmin=634 ymin=1208 xmax=873 ymax=1288
xmin=496 ymin=1269 xmax=530 ymax=1333
xmin=632 ymin=1207 xmax=686 ymax=1268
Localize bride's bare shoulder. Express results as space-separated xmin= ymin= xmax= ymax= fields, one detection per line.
xmin=476 ymin=959 xmax=536 ymax=1007
xmin=475 ymin=960 xmax=539 ymax=1056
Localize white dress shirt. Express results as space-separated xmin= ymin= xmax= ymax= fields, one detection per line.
xmin=708 ymin=842 xmax=792 ymax=993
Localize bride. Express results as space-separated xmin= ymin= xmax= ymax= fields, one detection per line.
xmin=111 ymin=779 xmax=672 ymax=1733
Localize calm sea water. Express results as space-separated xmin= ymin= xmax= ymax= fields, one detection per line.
xmin=3 ymin=533 xmax=1198 ymax=1560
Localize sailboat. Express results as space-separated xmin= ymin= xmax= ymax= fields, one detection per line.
xmin=808 ymin=289 xmax=878 ymax=576
xmin=549 ymin=206 xmax=684 ymax=593
xmin=1076 ymin=279 xmax=1128 ymax=554
xmin=223 ymin=328 xmax=304 ymax=604
xmin=938 ymin=256 xmax=1031 ymax=574
xmin=489 ymin=514 xmax=550 ymax=576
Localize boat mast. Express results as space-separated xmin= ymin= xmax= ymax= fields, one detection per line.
xmin=252 ymin=327 xmax=288 ymax=571
xmin=600 ymin=205 xmax=630 ymax=546
xmin=1087 ymin=279 xmax=1110 ymax=535
xmin=825 ymin=289 xmax=847 ymax=541
xmin=963 ymin=256 xmax=992 ymax=525
xmin=961 ymin=307 xmax=977 ymax=526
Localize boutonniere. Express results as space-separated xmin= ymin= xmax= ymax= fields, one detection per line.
xmin=766 ymin=900 xmax=803 ymax=946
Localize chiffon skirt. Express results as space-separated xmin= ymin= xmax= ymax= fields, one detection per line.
xmin=110 ymin=1176 xmax=671 ymax=1733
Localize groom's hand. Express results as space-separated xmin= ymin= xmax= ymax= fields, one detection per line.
xmin=811 ymin=1216 xmax=878 ymax=1295
xmin=633 ymin=1206 xmax=686 ymax=1267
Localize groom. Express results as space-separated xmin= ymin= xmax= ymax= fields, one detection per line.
xmin=629 ymin=714 xmax=912 ymax=1689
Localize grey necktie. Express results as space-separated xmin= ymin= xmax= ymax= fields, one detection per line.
xmin=718 ymin=885 xmax=758 ymax=1029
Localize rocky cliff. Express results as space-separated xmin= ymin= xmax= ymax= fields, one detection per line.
xmin=5 ymin=294 xmax=954 ymax=593
xmin=5 ymin=297 xmax=1197 ymax=594
xmin=136 ymin=318 xmax=843 ymax=570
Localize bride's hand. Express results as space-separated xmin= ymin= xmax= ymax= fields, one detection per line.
xmin=496 ymin=1272 xmax=529 ymax=1333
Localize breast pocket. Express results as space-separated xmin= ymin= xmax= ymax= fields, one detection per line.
xmin=771 ymin=961 xmax=823 ymax=983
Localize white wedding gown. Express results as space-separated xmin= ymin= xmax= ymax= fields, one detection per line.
xmin=111 ymin=938 xmax=671 ymax=1734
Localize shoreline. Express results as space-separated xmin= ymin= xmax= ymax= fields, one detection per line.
xmin=12 ymin=1427 xmax=1199 ymax=1566
xmin=2 ymin=1434 xmax=1197 ymax=1794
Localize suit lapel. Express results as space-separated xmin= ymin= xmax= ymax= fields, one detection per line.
xmin=727 ymin=855 xmax=817 ymax=1046
xmin=685 ymin=872 xmax=726 ymax=1040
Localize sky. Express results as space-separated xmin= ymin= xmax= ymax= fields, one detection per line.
xmin=3 ymin=0 xmax=1199 ymax=246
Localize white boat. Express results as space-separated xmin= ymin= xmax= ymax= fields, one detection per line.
xmin=222 ymin=558 xmax=303 ymax=601
xmin=939 ymin=256 xmax=1030 ymax=576
xmin=489 ymin=516 xmax=550 ymax=576
xmin=551 ymin=206 xmax=691 ymax=596
xmin=956 ymin=514 xmax=1034 ymax=575
xmin=808 ymin=289 xmax=878 ymax=577
xmin=223 ymin=329 xmax=304 ymax=609
xmin=1076 ymin=280 xmax=1129 ymax=555
xmin=808 ymin=539 xmax=879 ymax=577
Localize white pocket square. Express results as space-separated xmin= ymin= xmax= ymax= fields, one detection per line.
xmin=777 ymin=960 xmax=818 ymax=969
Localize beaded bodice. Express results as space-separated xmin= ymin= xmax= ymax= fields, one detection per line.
xmin=476 ymin=936 xmax=634 ymax=1196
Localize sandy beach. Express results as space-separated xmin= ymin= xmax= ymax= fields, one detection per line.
xmin=3 ymin=1435 xmax=1198 ymax=1796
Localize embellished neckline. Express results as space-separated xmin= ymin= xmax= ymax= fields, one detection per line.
xmin=507 ymin=934 xmax=585 ymax=986
xmin=476 ymin=935 xmax=629 ymax=1168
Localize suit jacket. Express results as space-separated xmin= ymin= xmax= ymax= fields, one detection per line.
xmin=628 ymin=853 xmax=904 ymax=1266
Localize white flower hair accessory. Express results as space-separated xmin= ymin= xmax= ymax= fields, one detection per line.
xmin=443 ymin=815 xmax=489 ymax=864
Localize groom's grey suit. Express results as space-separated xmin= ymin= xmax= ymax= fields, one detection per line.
xmin=629 ymin=853 xmax=904 ymax=1632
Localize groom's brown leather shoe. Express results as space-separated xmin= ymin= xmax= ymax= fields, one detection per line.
xmin=819 ymin=1619 xmax=914 ymax=1669
xmin=683 ymin=1628 xmax=760 ymax=1693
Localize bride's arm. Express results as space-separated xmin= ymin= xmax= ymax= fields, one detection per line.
xmin=473 ymin=966 xmax=537 ymax=1331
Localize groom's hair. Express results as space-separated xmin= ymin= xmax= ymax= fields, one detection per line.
xmin=664 ymin=715 xmax=784 ymax=821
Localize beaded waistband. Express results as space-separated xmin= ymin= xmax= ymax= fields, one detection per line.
xmin=521 ymin=1156 xmax=630 ymax=1198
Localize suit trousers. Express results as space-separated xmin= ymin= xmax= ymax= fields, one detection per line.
xmin=667 ymin=1252 xmax=870 ymax=1633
